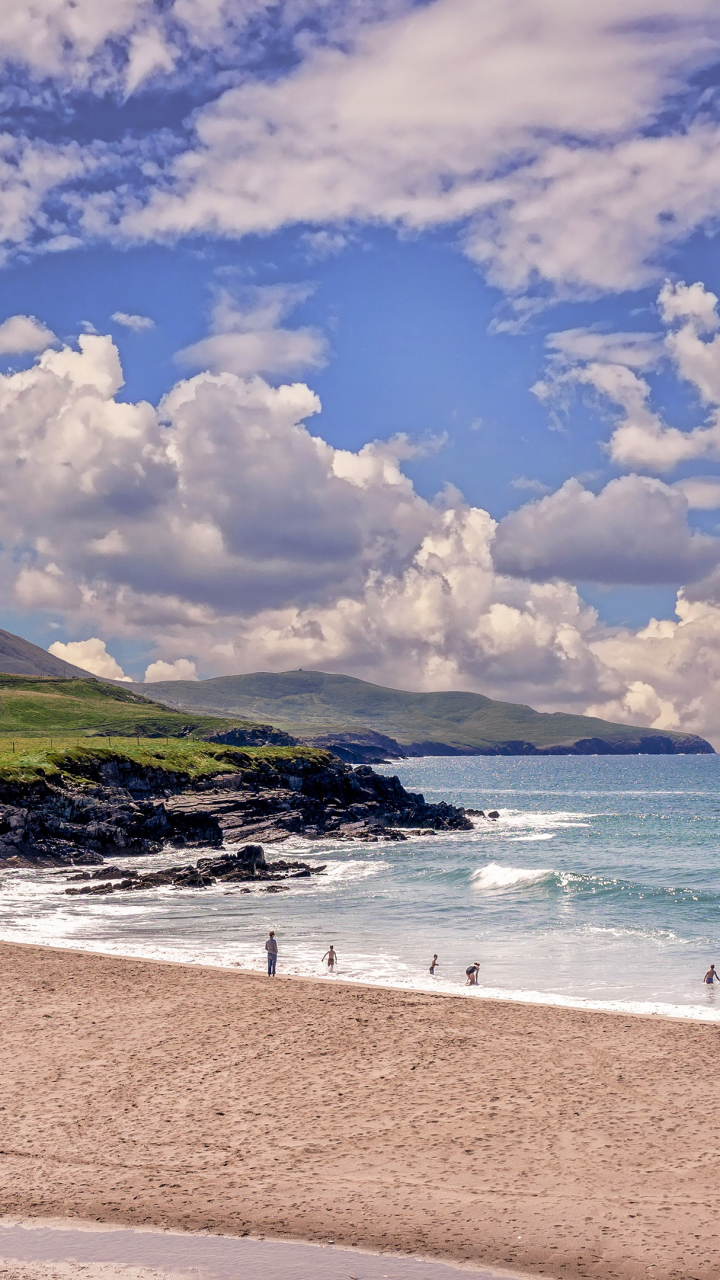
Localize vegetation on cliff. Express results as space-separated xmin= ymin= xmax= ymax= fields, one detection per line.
xmin=0 ymin=674 xmax=278 ymax=746
xmin=0 ymin=737 xmax=328 ymax=787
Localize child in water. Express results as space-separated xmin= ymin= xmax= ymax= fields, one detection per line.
xmin=322 ymin=945 xmax=338 ymax=972
xmin=429 ymin=954 xmax=438 ymax=975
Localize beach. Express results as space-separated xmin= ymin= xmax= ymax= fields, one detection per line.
xmin=0 ymin=941 xmax=718 ymax=1280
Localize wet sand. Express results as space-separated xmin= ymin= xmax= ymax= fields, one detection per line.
xmin=0 ymin=941 xmax=718 ymax=1280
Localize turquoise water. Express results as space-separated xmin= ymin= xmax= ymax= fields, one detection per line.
xmin=2 ymin=754 xmax=720 ymax=1018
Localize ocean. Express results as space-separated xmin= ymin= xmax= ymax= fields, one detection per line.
xmin=3 ymin=753 xmax=720 ymax=1020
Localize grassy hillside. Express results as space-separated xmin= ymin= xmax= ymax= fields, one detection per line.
xmin=0 ymin=674 xmax=265 ymax=740
xmin=0 ymin=738 xmax=330 ymax=786
xmin=129 ymin=669 xmax=711 ymax=752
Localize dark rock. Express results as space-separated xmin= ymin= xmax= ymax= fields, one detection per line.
xmin=0 ymin=748 xmax=471 ymax=868
xmin=63 ymin=844 xmax=324 ymax=893
xmin=203 ymin=724 xmax=296 ymax=748
xmin=487 ymin=810 xmax=500 ymax=819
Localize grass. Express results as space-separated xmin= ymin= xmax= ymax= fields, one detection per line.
xmin=127 ymin=669 xmax=702 ymax=750
xmin=0 ymin=674 xmax=267 ymax=740
xmin=0 ymin=737 xmax=333 ymax=786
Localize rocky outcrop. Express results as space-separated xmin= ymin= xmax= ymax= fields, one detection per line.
xmin=203 ymin=724 xmax=297 ymax=748
xmin=0 ymin=754 xmax=471 ymax=867
xmin=165 ymin=760 xmax=472 ymax=846
xmin=64 ymin=844 xmax=325 ymax=893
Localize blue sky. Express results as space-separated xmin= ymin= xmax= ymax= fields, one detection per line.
xmin=4 ymin=0 xmax=720 ymax=739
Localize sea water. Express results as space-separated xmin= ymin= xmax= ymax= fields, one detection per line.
xmin=2 ymin=754 xmax=720 ymax=1019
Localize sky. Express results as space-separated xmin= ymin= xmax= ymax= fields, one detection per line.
xmin=6 ymin=1 xmax=720 ymax=740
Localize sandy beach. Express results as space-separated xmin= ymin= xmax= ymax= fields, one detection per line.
xmin=0 ymin=941 xmax=718 ymax=1280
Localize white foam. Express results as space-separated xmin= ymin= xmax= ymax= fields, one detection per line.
xmin=471 ymin=862 xmax=555 ymax=890
xmin=508 ymin=833 xmax=554 ymax=842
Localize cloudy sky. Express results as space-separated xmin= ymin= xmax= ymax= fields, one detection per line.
xmin=5 ymin=1 xmax=720 ymax=740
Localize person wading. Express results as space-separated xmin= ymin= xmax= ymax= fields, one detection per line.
xmin=322 ymin=944 xmax=338 ymax=972
xmin=265 ymin=930 xmax=278 ymax=977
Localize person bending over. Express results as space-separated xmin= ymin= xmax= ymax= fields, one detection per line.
xmin=466 ymin=961 xmax=480 ymax=986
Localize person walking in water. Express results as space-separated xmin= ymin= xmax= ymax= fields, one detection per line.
xmin=466 ymin=960 xmax=480 ymax=986
xmin=429 ymin=954 xmax=439 ymax=975
xmin=704 ymin=963 xmax=719 ymax=985
xmin=322 ymin=944 xmax=338 ymax=972
xmin=265 ymin=930 xmax=278 ymax=977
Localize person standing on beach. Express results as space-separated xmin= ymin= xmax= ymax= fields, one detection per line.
xmin=704 ymin=964 xmax=719 ymax=984
xmin=429 ymin=954 xmax=438 ymax=975
xmin=466 ymin=961 xmax=480 ymax=986
xmin=322 ymin=945 xmax=338 ymax=972
xmin=265 ymin=930 xmax=278 ymax=976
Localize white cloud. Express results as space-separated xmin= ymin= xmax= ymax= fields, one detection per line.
xmin=0 ymin=134 xmax=90 ymax=263
xmin=124 ymin=26 xmax=178 ymax=94
xmin=0 ymin=0 xmax=720 ymax=299
xmin=98 ymin=0 xmax=720 ymax=298
xmin=535 ymin=281 xmax=720 ymax=472
xmin=48 ymin=637 xmax=130 ymax=680
xmin=144 ymin=657 xmax=198 ymax=682
xmin=175 ymin=285 xmax=327 ymax=377
xmin=510 ymin=477 xmax=551 ymax=495
xmin=7 ymin=324 xmax=720 ymax=743
xmin=0 ymin=315 xmax=56 ymax=355
xmin=675 ymin=477 xmax=720 ymax=510
xmin=301 ymin=230 xmax=349 ymax=260
xmin=111 ymin=311 xmax=155 ymax=331
xmin=493 ymin=475 xmax=720 ymax=584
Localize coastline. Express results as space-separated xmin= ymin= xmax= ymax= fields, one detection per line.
xmin=1 ymin=940 xmax=719 ymax=1280
xmin=2 ymin=931 xmax=718 ymax=1024
xmin=0 ymin=1219 xmax=533 ymax=1280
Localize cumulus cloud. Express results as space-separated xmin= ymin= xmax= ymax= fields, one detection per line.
xmin=675 ymin=477 xmax=720 ymax=510
xmin=535 ymin=281 xmax=720 ymax=472
xmin=174 ymin=285 xmax=327 ymax=377
xmin=48 ymin=637 xmax=130 ymax=680
xmin=0 ymin=315 xmax=56 ymax=355
xmin=111 ymin=311 xmax=155 ymax=331
xmin=492 ymin=475 xmax=720 ymax=585
xmin=8 ymin=323 xmax=720 ymax=742
xmin=144 ymin=657 xmax=198 ymax=682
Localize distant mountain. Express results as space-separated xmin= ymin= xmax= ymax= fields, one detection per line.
xmin=0 ymin=628 xmax=97 ymax=679
xmin=129 ymin=669 xmax=714 ymax=756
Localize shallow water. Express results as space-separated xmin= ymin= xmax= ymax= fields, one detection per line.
xmin=0 ymin=1222 xmax=512 ymax=1280
xmin=2 ymin=755 xmax=720 ymax=1019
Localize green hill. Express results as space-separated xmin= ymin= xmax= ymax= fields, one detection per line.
xmin=128 ymin=669 xmax=714 ymax=755
xmin=0 ymin=674 xmax=267 ymax=741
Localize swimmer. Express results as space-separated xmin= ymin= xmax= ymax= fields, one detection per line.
xmin=704 ymin=964 xmax=719 ymax=984
xmin=429 ymin=953 xmax=438 ymax=975
xmin=322 ymin=945 xmax=338 ymax=972
xmin=466 ymin=961 xmax=480 ymax=986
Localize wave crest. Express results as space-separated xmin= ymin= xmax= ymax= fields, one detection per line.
xmin=471 ymin=862 xmax=555 ymax=891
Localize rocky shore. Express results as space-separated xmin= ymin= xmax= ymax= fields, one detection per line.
xmin=64 ymin=844 xmax=325 ymax=893
xmin=0 ymin=750 xmax=472 ymax=868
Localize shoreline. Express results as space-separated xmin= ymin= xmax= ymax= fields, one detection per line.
xmin=2 ymin=932 xmax=719 ymax=1025
xmin=0 ymin=1218 xmax=535 ymax=1280
xmin=1 ymin=940 xmax=719 ymax=1280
